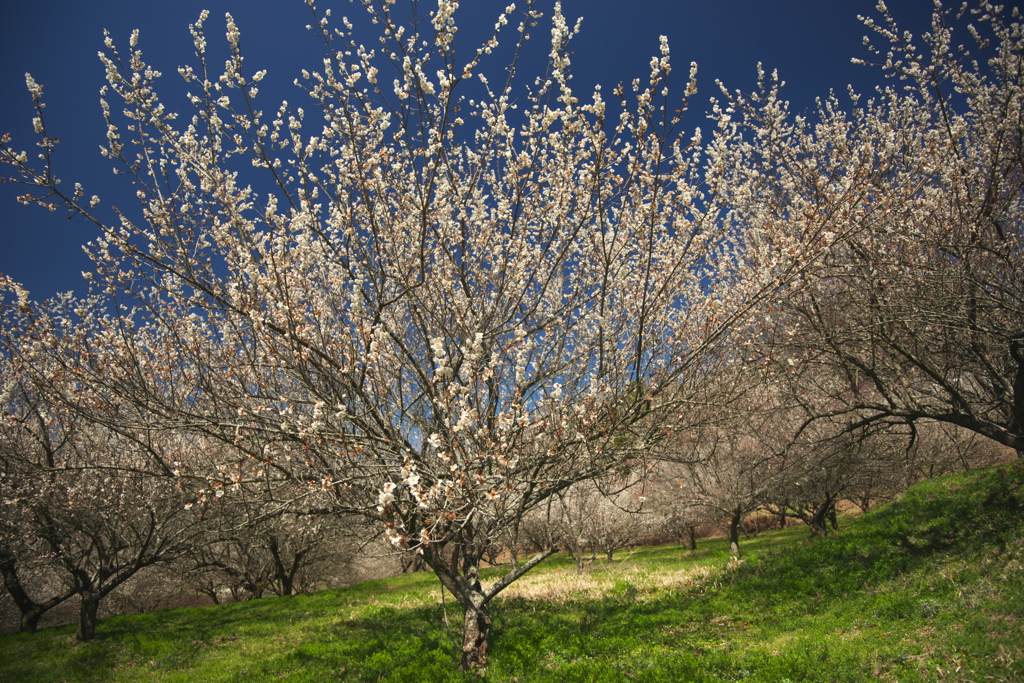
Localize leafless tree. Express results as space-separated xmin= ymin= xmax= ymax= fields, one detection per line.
xmin=186 ymin=505 xmax=363 ymax=602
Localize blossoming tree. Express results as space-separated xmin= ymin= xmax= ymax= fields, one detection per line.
xmin=1 ymin=0 xmax=829 ymax=666
xmin=717 ymin=0 xmax=1024 ymax=457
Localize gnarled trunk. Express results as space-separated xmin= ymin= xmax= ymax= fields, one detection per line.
xmin=686 ymin=525 xmax=697 ymax=551
xmin=806 ymin=495 xmax=835 ymax=537
xmin=20 ymin=608 xmax=43 ymax=634
xmin=0 ymin=548 xmax=72 ymax=633
xmin=460 ymin=602 xmax=492 ymax=670
xmin=1011 ymin=336 xmax=1024 ymax=458
xmin=268 ymin=537 xmax=305 ymax=596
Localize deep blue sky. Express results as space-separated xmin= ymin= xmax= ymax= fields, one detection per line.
xmin=0 ymin=0 xmax=992 ymax=302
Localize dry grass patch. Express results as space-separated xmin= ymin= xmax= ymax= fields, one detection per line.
xmin=492 ymin=560 xmax=713 ymax=604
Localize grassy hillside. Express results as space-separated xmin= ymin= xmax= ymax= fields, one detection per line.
xmin=2 ymin=463 xmax=1022 ymax=682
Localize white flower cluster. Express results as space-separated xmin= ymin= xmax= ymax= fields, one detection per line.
xmin=431 ymin=337 xmax=454 ymax=380
xmin=453 ymin=406 xmax=477 ymax=433
xmin=377 ymin=481 xmax=397 ymax=511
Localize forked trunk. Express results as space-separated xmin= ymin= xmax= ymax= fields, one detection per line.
xmin=425 ymin=541 xmax=557 ymax=670
xmin=20 ymin=608 xmax=43 ymax=634
xmin=268 ymin=539 xmax=294 ymax=596
xmin=806 ymin=494 xmax=835 ymax=537
xmin=807 ymin=512 xmax=826 ymax=536
xmin=0 ymin=548 xmax=64 ymax=633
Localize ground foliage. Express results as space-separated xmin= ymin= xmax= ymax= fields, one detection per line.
xmin=0 ymin=462 xmax=1021 ymax=682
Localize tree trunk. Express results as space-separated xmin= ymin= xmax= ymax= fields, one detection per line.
xmin=807 ymin=497 xmax=833 ymax=537
xmin=426 ymin=544 xmax=493 ymax=670
xmin=401 ymin=553 xmax=425 ymax=573
xmin=460 ymin=603 xmax=492 ymax=670
xmin=456 ymin=560 xmax=491 ymax=670
xmin=0 ymin=549 xmax=41 ymax=633
xmin=508 ymin=531 xmax=519 ymax=570
xmin=1011 ymin=336 xmax=1024 ymax=458
xmin=569 ymin=546 xmax=593 ymax=574
xmin=268 ymin=539 xmax=289 ymax=595
xmin=21 ymin=608 xmax=44 ymax=634
xmin=729 ymin=507 xmax=742 ymax=555
xmin=425 ymin=540 xmax=556 ymax=670
xmin=0 ymin=548 xmax=73 ymax=633
xmin=76 ymin=590 xmax=100 ymax=642
xmin=686 ymin=525 xmax=697 ymax=551
xmin=204 ymin=586 xmax=222 ymax=605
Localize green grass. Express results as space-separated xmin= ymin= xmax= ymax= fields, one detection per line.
xmin=3 ymin=463 xmax=1023 ymax=682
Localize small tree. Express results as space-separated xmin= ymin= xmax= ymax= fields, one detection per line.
xmin=187 ymin=505 xmax=363 ymax=602
xmin=646 ymin=464 xmax=720 ymax=550
xmin=529 ymin=477 xmax=647 ymax=573
xmin=657 ymin=361 xmax=796 ymax=555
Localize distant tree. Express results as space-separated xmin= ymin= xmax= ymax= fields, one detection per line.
xmin=662 ymin=386 xmax=788 ymax=555
xmin=590 ymin=482 xmax=651 ymax=563
xmin=0 ymin=323 xmax=201 ymax=641
xmin=646 ymin=464 xmax=721 ymax=551
xmin=526 ymin=476 xmax=648 ymax=573
xmin=187 ymin=505 xmax=363 ymax=602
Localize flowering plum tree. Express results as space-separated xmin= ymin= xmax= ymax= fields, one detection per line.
xmin=0 ymin=345 xmax=82 ymax=634
xmin=717 ymin=1 xmax=1024 ymax=456
xmin=0 ymin=0 xmax=831 ymax=666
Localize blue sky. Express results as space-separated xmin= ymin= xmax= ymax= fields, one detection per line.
xmin=0 ymin=0 xmax=979 ymax=302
